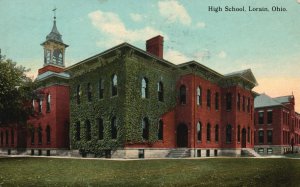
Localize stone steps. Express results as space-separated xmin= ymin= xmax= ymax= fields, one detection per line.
xmin=167 ymin=149 xmax=190 ymax=158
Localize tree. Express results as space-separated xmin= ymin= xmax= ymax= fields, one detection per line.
xmin=0 ymin=55 xmax=35 ymax=126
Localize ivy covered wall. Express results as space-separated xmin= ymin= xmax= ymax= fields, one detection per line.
xmin=68 ymin=47 xmax=177 ymax=156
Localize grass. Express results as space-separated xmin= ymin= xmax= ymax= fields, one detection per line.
xmin=0 ymin=157 xmax=299 ymax=187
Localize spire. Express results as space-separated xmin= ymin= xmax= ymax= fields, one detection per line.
xmin=45 ymin=7 xmax=63 ymax=43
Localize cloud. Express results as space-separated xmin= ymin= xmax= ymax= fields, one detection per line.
xmin=217 ymin=51 xmax=227 ymax=59
xmin=158 ymin=0 xmax=191 ymax=25
xmin=192 ymin=50 xmax=210 ymax=61
xmin=88 ymin=10 xmax=166 ymax=48
xmin=130 ymin=13 xmax=143 ymax=22
xmin=164 ymin=49 xmax=190 ymax=64
xmin=195 ymin=22 xmax=206 ymax=28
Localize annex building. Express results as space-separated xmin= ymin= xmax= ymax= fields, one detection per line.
xmin=254 ymin=94 xmax=300 ymax=155
xmin=1 ymin=15 xmax=297 ymax=158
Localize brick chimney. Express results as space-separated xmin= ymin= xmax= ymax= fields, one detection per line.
xmin=146 ymin=35 xmax=164 ymax=58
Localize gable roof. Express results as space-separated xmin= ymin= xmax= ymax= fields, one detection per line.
xmin=224 ymin=69 xmax=258 ymax=86
xmin=254 ymin=93 xmax=283 ymax=108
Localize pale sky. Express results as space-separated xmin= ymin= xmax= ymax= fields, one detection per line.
xmin=1 ymin=0 xmax=300 ymax=111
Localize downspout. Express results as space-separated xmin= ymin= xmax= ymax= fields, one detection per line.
xmin=193 ymin=67 xmax=196 ymax=157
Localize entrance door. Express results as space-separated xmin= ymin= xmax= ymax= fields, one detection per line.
xmin=242 ymin=128 xmax=246 ymax=148
xmin=177 ymin=124 xmax=188 ymax=147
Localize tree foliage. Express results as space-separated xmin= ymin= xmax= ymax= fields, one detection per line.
xmin=0 ymin=56 xmax=35 ymax=126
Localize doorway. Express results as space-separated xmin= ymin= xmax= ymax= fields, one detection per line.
xmin=177 ymin=124 xmax=188 ymax=147
xmin=242 ymin=128 xmax=246 ymax=148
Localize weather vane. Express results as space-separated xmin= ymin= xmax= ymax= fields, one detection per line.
xmin=53 ymin=7 xmax=57 ymax=20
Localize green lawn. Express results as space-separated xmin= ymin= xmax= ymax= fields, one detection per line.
xmin=0 ymin=157 xmax=299 ymax=187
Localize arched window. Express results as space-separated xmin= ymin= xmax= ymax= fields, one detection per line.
xmin=242 ymin=96 xmax=246 ymax=112
xmin=38 ymin=126 xmax=42 ymax=145
xmin=11 ymin=129 xmax=14 ymax=145
xmin=98 ymin=118 xmax=104 ymax=140
xmin=111 ymin=74 xmax=118 ymax=96
xmin=226 ymin=125 xmax=232 ymax=143
xmin=197 ymin=87 xmax=202 ymax=106
xmin=180 ymin=85 xmax=186 ymax=104
xmin=5 ymin=130 xmax=9 ymax=145
xmin=46 ymin=125 xmax=51 ymax=144
xmin=248 ymin=126 xmax=250 ymax=143
xmin=31 ymin=128 xmax=35 ymax=145
xmin=38 ymin=99 xmax=42 ymax=113
xmin=247 ymin=98 xmax=250 ymax=112
xmin=0 ymin=131 xmax=3 ymax=145
xmin=76 ymin=85 xmax=81 ymax=104
xmin=226 ymin=93 xmax=232 ymax=110
xmin=215 ymin=92 xmax=219 ymax=110
xmin=158 ymin=82 xmax=164 ymax=102
xmin=237 ymin=93 xmax=241 ymax=111
xmin=207 ymin=90 xmax=211 ymax=107
xmin=99 ymin=79 xmax=104 ymax=99
xmin=46 ymin=94 xmax=51 ymax=112
xmin=237 ymin=125 xmax=241 ymax=142
xmin=158 ymin=120 xmax=163 ymax=140
xmin=141 ymin=78 xmax=149 ymax=98
xmin=111 ymin=117 xmax=117 ymax=139
xmin=87 ymin=83 xmax=92 ymax=102
xmin=85 ymin=120 xmax=91 ymax=141
xmin=197 ymin=122 xmax=202 ymax=141
xmin=75 ymin=121 xmax=80 ymax=141
xmin=142 ymin=117 xmax=149 ymax=140
xmin=207 ymin=123 xmax=211 ymax=141
xmin=215 ymin=125 xmax=219 ymax=142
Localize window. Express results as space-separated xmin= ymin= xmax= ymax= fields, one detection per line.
xmin=98 ymin=118 xmax=104 ymax=140
xmin=258 ymin=148 xmax=264 ymax=154
xmin=226 ymin=125 xmax=232 ymax=143
xmin=215 ymin=92 xmax=219 ymax=110
xmin=111 ymin=74 xmax=118 ymax=96
xmin=247 ymin=98 xmax=250 ymax=112
xmin=242 ymin=96 xmax=245 ymax=112
xmin=38 ymin=126 xmax=42 ymax=145
xmin=85 ymin=120 xmax=91 ymax=141
xmin=267 ymin=111 xmax=273 ymax=124
xmin=5 ymin=130 xmax=8 ymax=145
xmin=11 ymin=129 xmax=14 ymax=145
xmin=215 ymin=125 xmax=219 ymax=142
xmin=98 ymin=79 xmax=104 ymax=99
xmin=237 ymin=93 xmax=241 ymax=111
xmin=237 ymin=125 xmax=241 ymax=142
xmin=197 ymin=122 xmax=202 ymax=141
xmin=46 ymin=94 xmax=51 ymax=112
xmin=267 ymin=148 xmax=273 ymax=154
xmin=180 ymin=85 xmax=186 ymax=104
xmin=258 ymin=130 xmax=264 ymax=144
xmin=38 ymin=99 xmax=42 ymax=113
xmin=75 ymin=122 xmax=80 ymax=141
xmin=141 ymin=78 xmax=149 ymax=98
xmin=31 ymin=128 xmax=35 ymax=145
xmin=267 ymin=130 xmax=272 ymax=144
xmin=158 ymin=82 xmax=164 ymax=102
xmin=142 ymin=117 xmax=149 ymax=140
xmin=0 ymin=131 xmax=3 ymax=145
xmin=158 ymin=120 xmax=163 ymax=140
xmin=76 ymin=85 xmax=81 ymax=104
xmin=207 ymin=89 xmax=211 ymax=107
xmin=46 ymin=125 xmax=51 ymax=144
xmin=87 ymin=83 xmax=92 ymax=102
xmin=207 ymin=123 xmax=211 ymax=141
xmin=111 ymin=117 xmax=117 ymax=139
xmin=226 ymin=93 xmax=232 ymax=110
xmin=197 ymin=87 xmax=202 ymax=106
xmin=258 ymin=112 xmax=264 ymax=124
xmin=248 ymin=127 xmax=250 ymax=143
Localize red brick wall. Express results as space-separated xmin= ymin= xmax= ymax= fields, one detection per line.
xmin=27 ymin=84 xmax=70 ymax=149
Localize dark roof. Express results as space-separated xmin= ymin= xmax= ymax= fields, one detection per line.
xmin=41 ymin=18 xmax=68 ymax=47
